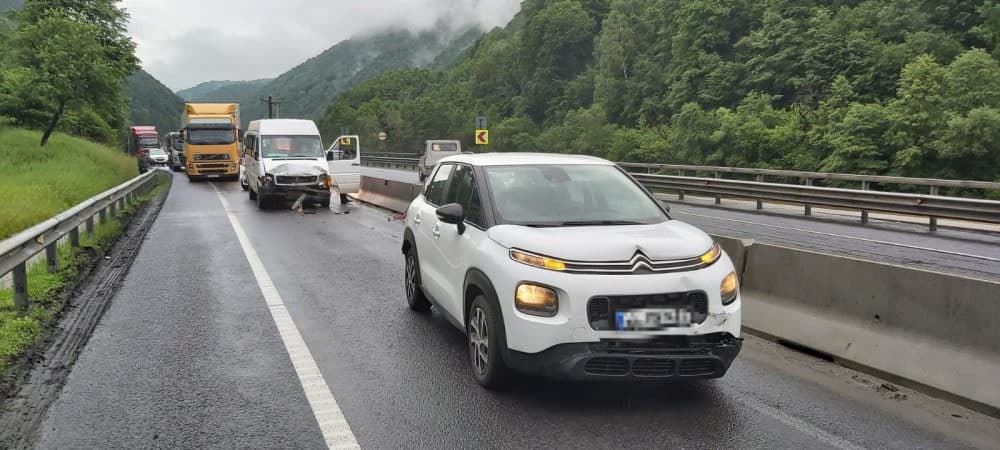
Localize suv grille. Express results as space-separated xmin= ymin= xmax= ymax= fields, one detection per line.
xmin=631 ymin=359 xmax=676 ymax=376
xmin=678 ymin=359 xmax=717 ymax=376
xmin=587 ymin=291 xmax=709 ymax=330
xmin=583 ymin=357 xmax=628 ymax=375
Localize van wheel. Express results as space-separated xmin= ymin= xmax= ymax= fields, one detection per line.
xmin=256 ymin=192 xmax=268 ymax=209
xmin=404 ymin=250 xmax=431 ymax=313
xmin=249 ymin=186 xmax=258 ymax=201
xmin=240 ymin=177 xmax=249 ymax=191
xmin=320 ymin=197 xmax=331 ymax=208
xmin=468 ymin=295 xmax=510 ymax=388
xmin=340 ymin=193 xmax=349 ymax=204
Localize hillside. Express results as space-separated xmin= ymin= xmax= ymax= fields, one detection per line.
xmin=180 ymin=26 xmax=483 ymax=123
xmin=323 ymin=0 xmax=1000 ymax=183
xmin=127 ymin=69 xmax=185 ymax=134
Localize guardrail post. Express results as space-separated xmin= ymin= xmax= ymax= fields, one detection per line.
xmin=109 ymin=201 xmax=117 ymax=218
xmin=13 ymin=263 xmax=28 ymax=311
xmin=714 ymin=172 xmax=722 ymax=204
xmin=929 ymin=186 xmax=940 ymax=231
xmin=46 ymin=242 xmax=58 ymax=273
xmin=860 ymin=181 xmax=870 ymax=224
xmin=755 ymin=175 xmax=764 ymax=210
xmin=70 ymin=226 xmax=80 ymax=248
xmin=804 ymin=179 xmax=813 ymax=216
xmin=98 ymin=208 xmax=106 ymax=224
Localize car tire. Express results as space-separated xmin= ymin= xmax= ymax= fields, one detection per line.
xmin=249 ymin=186 xmax=258 ymax=201
xmin=404 ymin=250 xmax=431 ymax=313
xmin=468 ymin=294 xmax=510 ymax=388
xmin=256 ymin=191 xmax=268 ymax=210
xmin=320 ymin=197 xmax=331 ymax=208
xmin=240 ymin=179 xmax=248 ymax=191
xmin=340 ymin=193 xmax=350 ymax=204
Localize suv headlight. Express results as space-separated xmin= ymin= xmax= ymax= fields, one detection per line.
xmin=700 ymin=243 xmax=722 ymax=265
xmin=510 ymin=249 xmax=566 ymax=271
xmin=515 ymin=283 xmax=558 ymax=317
xmin=721 ymin=271 xmax=739 ymax=305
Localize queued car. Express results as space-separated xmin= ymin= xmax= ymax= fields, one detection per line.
xmin=148 ymin=148 xmax=169 ymax=165
xmin=401 ymin=153 xmax=742 ymax=387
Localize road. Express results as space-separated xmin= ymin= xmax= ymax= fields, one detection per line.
xmin=363 ymin=167 xmax=1000 ymax=281
xmin=32 ymin=176 xmax=1000 ymax=449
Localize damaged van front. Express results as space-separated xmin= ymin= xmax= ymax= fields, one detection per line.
xmin=242 ymin=119 xmax=333 ymax=209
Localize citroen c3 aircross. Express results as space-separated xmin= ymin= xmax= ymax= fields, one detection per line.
xmin=401 ymin=153 xmax=742 ymax=387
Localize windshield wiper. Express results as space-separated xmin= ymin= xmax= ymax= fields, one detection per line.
xmin=558 ymin=220 xmax=646 ymax=226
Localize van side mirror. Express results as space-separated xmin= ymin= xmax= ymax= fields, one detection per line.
xmin=326 ymin=151 xmax=335 ymax=161
xmin=436 ymin=203 xmax=466 ymax=235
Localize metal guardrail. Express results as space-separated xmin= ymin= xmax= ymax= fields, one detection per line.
xmin=360 ymin=156 xmax=1000 ymax=230
xmin=619 ymin=163 xmax=1000 ymax=193
xmin=0 ymin=169 xmax=163 ymax=311
xmin=634 ymin=174 xmax=1000 ymax=229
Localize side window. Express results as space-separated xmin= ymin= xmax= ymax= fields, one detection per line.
xmin=424 ymin=164 xmax=454 ymax=206
xmin=445 ymin=165 xmax=484 ymax=227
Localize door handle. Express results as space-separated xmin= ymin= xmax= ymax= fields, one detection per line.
xmin=432 ymin=226 xmax=441 ymax=238
xmin=414 ymin=215 xmax=421 ymax=226
xmin=351 ymin=162 xmax=360 ymax=166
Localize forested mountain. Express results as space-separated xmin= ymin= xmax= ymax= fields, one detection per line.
xmin=322 ymin=0 xmax=1000 ymax=183
xmin=127 ymin=69 xmax=184 ymax=134
xmin=177 ymin=79 xmax=271 ymax=103
xmin=179 ymin=25 xmax=483 ymax=123
xmin=0 ymin=0 xmax=23 ymax=13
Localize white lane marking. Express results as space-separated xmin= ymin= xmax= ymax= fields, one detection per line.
xmin=212 ymin=184 xmax=360 ymax=450
xmin=674 ymin=210 xmax=1000 ymax=263
xmin=731 ymin=392 xmax=867 ymax=450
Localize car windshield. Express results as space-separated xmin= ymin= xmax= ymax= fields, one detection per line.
xmin=261 ymin=135 xmax=324 ymax=158
xmin=484 ymin=164 xmax=668 ymax=227
xmin=188 ymin=128 xmax=235 ymax=145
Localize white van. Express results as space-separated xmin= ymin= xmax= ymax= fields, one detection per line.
xmin=241 ymin=119 xmax=332 ymax=209
xmin=418 ymin=140 xmax=462 ymax=181
xmin=325 ymin=135 xmax=361 ymax=203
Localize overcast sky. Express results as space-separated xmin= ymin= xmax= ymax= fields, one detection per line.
xmin=122 ymin=0 xmax=521 ymax=91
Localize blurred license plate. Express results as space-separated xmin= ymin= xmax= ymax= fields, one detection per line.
xmin=616 ymin=308 xmax=691 ymax=330
xmin=207 ymin=174 xmax=220 ymax=178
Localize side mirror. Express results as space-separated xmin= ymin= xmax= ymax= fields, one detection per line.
xmin=436 ymin=203 xmax=466 ymax=235
xmin=662 ymin=202 xmax=671 ymax=213
xmin=326 ymin=151 xmax=335 ymax=161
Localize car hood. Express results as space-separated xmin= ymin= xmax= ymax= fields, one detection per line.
xmin=262 ymin=159 xmax=328 ymax=176
xmin=487 ymin=220 xmax=714 ymax=262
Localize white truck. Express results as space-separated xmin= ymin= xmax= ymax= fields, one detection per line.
xmin=418 ymin=140 xmax=462 ymax=181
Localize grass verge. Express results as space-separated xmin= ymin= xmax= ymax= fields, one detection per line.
xmin=0 ymin=177 xmax=168 ymax=377
xmin=0 ymin=128 xmax=137 ymax=240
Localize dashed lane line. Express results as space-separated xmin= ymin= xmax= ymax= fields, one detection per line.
xmin=213 ymin=184 xmax=360 ymax=450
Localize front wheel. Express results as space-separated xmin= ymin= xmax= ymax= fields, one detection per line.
xmin=404 ymin=250 xmax=431 ymax=312
xmin=468 ymin=295 xmax=510 ymax=388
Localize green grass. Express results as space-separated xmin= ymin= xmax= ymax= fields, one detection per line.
xmin=0 ymin=127 xmax=137 ymax=240
xmin=0 ymin=177 xmax=166 ymax=376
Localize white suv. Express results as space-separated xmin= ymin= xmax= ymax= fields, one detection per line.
xmin=402 ymin=153 xmax=742 ymax=387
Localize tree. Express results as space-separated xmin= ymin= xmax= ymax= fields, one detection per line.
xmin=10 ymin=12 xmax=122 ymax=145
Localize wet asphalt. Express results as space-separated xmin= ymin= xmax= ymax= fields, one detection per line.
xmin=34 ymin=175 xmax=1000 ymax=449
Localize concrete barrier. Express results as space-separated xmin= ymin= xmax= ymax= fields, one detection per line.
xmin=355 ymin=176 xmax=421 ymax=213
xmin=740 ymin=243 xmax=1000 ymax=413
xmin=712 ymin=235 xmax=753 ymax=277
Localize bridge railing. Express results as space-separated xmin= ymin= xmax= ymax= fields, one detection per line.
xmin=0 ymin=170 xmax=163 ymax=311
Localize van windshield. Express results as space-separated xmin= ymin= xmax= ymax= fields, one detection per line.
xmin=261 ymin=135 xmax=324 ymax=158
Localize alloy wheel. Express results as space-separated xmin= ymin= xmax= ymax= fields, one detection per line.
xmin=469 ymin=307 xmax=489 ymax=375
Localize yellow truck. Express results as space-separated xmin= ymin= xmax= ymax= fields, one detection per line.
xmin=181 ymin=103 xmax=241 ymax=181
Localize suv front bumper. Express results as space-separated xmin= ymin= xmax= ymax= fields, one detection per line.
xmin=503 ymin=333 xmax=742 ymax=380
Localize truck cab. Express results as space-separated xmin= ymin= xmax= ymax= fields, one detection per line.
xmin=166 ymin=131 xmax=185 ymax=172
xmin=182 ymin=103 xmax=241 ymax=181
xmin=242 ymin=119 xmax=332 ymax=209
xmin=325 ymin=135 xmax=361 ymax=203
xmin=418 ymin=140 xmax=462 ymax=181
xmin=128 ymin=126 xmax=159 ymax=173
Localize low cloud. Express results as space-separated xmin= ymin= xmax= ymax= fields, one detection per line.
xmin=123 ymin=0 xmax=521 ymax=90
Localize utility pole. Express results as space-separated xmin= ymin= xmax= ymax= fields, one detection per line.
xmin=260 ymin=95 xmax=284 ymax=119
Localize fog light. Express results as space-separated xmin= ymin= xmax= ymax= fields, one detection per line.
xmin=515 ymin=283 xmax=558 ymax=317
xmin=721 ymin=271 xmax=739 ymax=305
